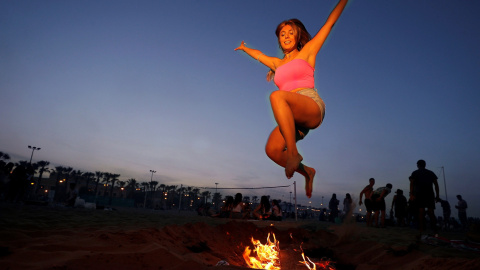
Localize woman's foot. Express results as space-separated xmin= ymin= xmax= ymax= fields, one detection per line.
xmin=304 ymin=166 xmax=316 ymax=198
xmin=285 ymin=153 xmax=303 ymax=179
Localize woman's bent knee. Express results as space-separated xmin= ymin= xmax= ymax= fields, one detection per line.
xmin=269 ymin=90 xmax=286 ymax=103
xmin=265 ymin=144 xmax=283 ymax=160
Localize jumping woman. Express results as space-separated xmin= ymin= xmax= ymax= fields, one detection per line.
xmin=235 ymin=0 xmax=348 ymax=198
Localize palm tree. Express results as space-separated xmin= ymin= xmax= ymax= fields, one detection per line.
xmin=108 ymin=173 xmax=120 ymax=204
xmin=34 ymin=160 xmax=50 ymax=194
xmin=0 ymin=152 xmax=11 ymax=160
xmin=117 ymin=180 xmax=126 ymax=198
xmin=201 ymin=191 xmax=211 ymax=204
xmin=126 ymin=178 xmax=138 ymax=199
xmin=166 ymin=185 xmax=177 ymax=208
xmin=82 ymin=172 xmax=95 ymax=195
xmin=212 ymin=192 xmax=223 ymax=210
xmin=15 ymin=160 xmax=30 ymax=168
xmin=93 ymin=171 xmax=103 ymax=198
xmin=140 ymin=182 xmax=149 ymax=208
xmin=61 ymin=167 xmax=73 ymax=200
xmin=52 ymin=166 xmax=67 ymax=202
xmin=192 ymin=188 xmax=200 ymax=208
xmin=71 ymin=170 xmax=83 ymax=185
xmin=102 ymin=173 xmax=112 ymax=197
xmin=149 ymin=181 xmax=159 ymax=208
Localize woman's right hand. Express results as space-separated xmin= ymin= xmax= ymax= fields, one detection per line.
xmin=234 ymin=40 xmax=247 ymax=51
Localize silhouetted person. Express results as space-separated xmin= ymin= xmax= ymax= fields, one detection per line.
xmin=328 ymin=193 xmax=339 ymax=223
xmin=270 ymin=199 xmax=283 ymax=221
xmin=391 ymin=189 xmax=407 ymax=227
xmin=359 ymin=178 xmax=375 ymax=226
xmin=438 ymin=199 xmax=451 ymax=231
xmin=231 ymin=193 xmax=245 ymax=219
xmin=343 ymin=193 xmax=352 ymax=220
xmin=253 ymin=196 xmax=271 ymax=220
xmin=409 ymin=159 xmax=440 ymax=235
xmin=213 ymin=196 xmax=234 ymax=218
xmin=371 ymin=183 xmax=393 ymax=228
xmin=455 ymin=195 xmax=468 ymax=230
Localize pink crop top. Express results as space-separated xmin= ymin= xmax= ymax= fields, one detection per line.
xmin=274 ymin=59 xmax=314 ymax=91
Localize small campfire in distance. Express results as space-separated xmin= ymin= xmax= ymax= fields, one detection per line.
xmin=243 ymin=233 xmax=280 ymax=270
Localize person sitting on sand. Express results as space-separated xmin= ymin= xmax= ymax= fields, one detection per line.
xmin=371 ymin=183 xmax=393 ymax=228
xmin=235 ymin=0 xmax=349 ymax=198
xmin=270 ymin=199 xmax=283 ymax=221
xmin=213 ymin=196 xmax=234 ymax=218
xmin=230 ymin=193 xmax=246 ymax=219
xmin=253 ymin=196 xmax=272 ymax=220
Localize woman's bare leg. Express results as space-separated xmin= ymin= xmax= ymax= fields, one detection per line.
xmin=265 ymin=127 xmax=316 ymax=198
xmin=269 ymin=90 xmax=322 ymax=178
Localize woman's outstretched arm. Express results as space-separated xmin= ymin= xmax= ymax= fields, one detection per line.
xmin=235 ymin=41 xmax=280 ymax=71
xmin=303 ymin=0 xmax=348 ymax=65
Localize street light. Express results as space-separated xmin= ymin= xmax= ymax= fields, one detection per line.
xmin=215 ymin=182 xmax=219 ymax=210
xmin=149 ymin=170 xmax=156 ymax=209
xmin=28 ymin=145 xmax=41 ymax=164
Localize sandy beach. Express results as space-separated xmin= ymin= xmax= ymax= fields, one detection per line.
xmin=1 ymin=202 xmax=479 ymax=270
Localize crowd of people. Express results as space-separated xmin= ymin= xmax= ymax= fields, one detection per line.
xmin=198 ymin=193 xmax=284 ymax=221
xmin=355 ymin=160 xmax=472 ymax=236
xmin=2 ymin=158 xmax=474 ymax=233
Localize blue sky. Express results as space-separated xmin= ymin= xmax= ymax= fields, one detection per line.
xmin=1 ymin=0 xmax=479 ymax=218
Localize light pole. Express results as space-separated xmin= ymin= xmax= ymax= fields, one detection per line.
xmin=289 ymin=191 xmax=292 ymax=212
xmin=28 ymin=145 xmax=41 ymax=165
xmin=441 ymin=166 xmax=448 ymax=201
xmin=215 ymin=182 xmax=219 ymax=210
xmin=149 ymin=170 xmax=156 ymax=209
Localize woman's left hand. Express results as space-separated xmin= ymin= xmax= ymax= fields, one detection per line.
xmin=234 ymin=40 xmax=247 ymax=51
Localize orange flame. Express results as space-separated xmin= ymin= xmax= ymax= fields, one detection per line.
xmin=243 ymin=233 xmax=280 ymax=270
xmin=299 ymin=244 xmax=335 ymax=270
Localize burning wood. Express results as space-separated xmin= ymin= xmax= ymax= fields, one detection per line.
xmin=243 ymin=232 xmax=335 ymax=270
xmin=243 ymin=233 xmax=280 ymax=270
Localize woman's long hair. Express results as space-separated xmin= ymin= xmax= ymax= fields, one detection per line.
xmin=260 ymin=195 xmax=271 ymax=213
xmin=233 ymin=193 xmax=243 ymax=206
xmin=267 ymin=18 xmax=312 ymax=82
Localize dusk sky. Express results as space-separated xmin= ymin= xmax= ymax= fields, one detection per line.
xmin=1 ymin=0 xmax=479 ymax=218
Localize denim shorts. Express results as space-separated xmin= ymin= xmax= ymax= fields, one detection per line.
xmin=294 ymin=88 xmax=325 ymax=140
xmin=296 ymin=88 xmax=325 ymax=122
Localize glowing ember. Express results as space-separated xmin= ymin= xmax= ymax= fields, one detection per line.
xmin=243 ymin=233 xmax=280 ymax=270
xmin=300 ymin=244 xmax=336 ymax=270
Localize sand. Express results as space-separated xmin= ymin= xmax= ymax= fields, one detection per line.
xmin=0 ymin=203 xmax=479 ymax=270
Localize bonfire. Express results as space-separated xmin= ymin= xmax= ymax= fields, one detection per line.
xmin=243 ymin=233 xmax=335 ymax=270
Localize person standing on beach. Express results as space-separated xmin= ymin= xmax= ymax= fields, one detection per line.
xmin=391 ymin=189 xmax=407 ymax=227
xmin=409 ymin=159 xmax=440 ymax=235
xmin=438 ymin=198 xmax=451 ymax=231
xmin=455 ymin=195 xmax=468 ymax=230
xmin=371 ymin=183 xmax=393 ymax=228
xmin=328 ymin=193 xmax=340 ymax=222
xmin=359 ymin=178 xmax=375 ymax=226
xmin=235 ymin=0 xmax=348 ymax=198
xmin=343 ymin=193 xmax=353 ymax=219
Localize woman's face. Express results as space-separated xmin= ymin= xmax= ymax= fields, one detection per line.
xmin=279 ymin=24 xmax=297 ymax=52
